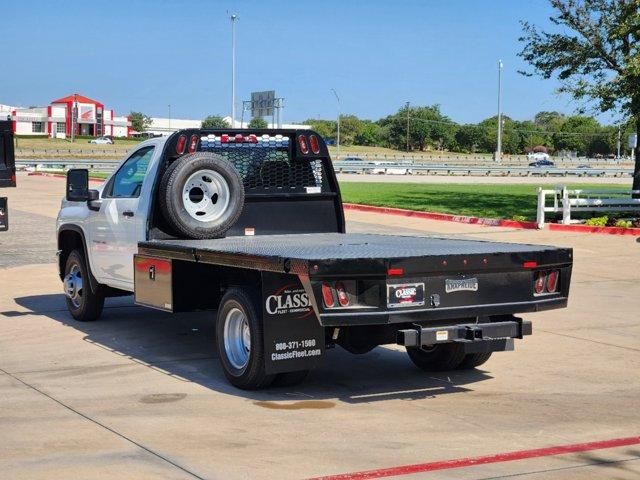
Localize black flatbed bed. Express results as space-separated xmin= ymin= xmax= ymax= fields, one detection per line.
xmin=138 ymin=233 xmax=572 ymax=277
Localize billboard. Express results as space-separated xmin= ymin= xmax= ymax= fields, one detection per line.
xmin=251 ymin=91 xmax=275 ymax=118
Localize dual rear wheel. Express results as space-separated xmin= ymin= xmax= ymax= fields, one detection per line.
xmin=406 ymin=344 xmax=492 ymax=371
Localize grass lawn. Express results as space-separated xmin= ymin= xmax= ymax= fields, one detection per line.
xmin=340 ymin=182 xmax=629 ymax=220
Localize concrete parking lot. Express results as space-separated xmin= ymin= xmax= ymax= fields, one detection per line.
xmin=1 ymin=174 xmax=639 ymax=479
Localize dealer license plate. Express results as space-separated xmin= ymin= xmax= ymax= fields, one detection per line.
xmin=387 ymin=283 xmax=425 ymax=308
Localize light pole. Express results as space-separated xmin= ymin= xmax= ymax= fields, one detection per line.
xmin=230 ymin=14 xmax=238 ymax=127
xmin=406 ymin=101 xmax=410 ymax=152
xmin=331 ymin=88 xmax=340 ymax=157
xmin=168 ymin=104 xmax=171 ymax=131
xmin=71 ymin=93 xmax=77 ymax=143
xmin=496 ymin=60 xmax=503 ymax=161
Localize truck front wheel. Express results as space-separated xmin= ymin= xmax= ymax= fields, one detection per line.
xmin=405 ymin=344 xmax=466 ymax=371
xmin=63 ymin=249 xmax=104 ymax=322
xmin=216 ymin=288 xmax=275 ymax=390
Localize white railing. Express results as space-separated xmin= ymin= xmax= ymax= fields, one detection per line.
xmin=536 ymin=186 xmax=640 ymax=228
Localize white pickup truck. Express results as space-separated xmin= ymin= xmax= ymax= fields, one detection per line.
xmin=56 ymin=129 xmax=572 ymax=389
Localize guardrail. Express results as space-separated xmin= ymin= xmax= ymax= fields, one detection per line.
xmin=16 ymin=159 xmax=634 ymax=178
xmin=333 ymin=161 xmax=633 ymax=178
xmin=536 ymin=186 xmax=640 ymax=227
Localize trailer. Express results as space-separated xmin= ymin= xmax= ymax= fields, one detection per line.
xmin=57 ymin=129 xmax=573 ymax=389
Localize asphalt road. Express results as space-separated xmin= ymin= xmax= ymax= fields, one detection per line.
xmin=1 ymin=174 xmax=639 ymax=479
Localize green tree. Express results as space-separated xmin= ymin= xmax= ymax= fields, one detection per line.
xmin=454 ymin=124 xmax=484 ymax=152
xmin=379 ymin=104 xmax=456 ymax=151
xmin=338 ymin=114 xmax=363 ymax=146
xmin=519 ymin=0 xmax=640 ymax=188
xmin=304 ymin=119 xmax=335 ymax=139
xmin=248 ymin=117 xmax=268 ymax=129
xmin=202 ymin=115 xmax=230 ymax=129
xmin=129 ymin=111 xmax=152 ymax=133
xmin=551 ymin=115 xmax=600 ymax=155
xmin=354 ymin=121 xmax=381 ymax=146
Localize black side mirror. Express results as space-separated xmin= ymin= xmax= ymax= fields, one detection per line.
xmin=66 ymin=169 xmax=89 ymax=201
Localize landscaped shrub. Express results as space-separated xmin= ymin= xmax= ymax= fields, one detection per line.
xmin=585 ymin=216 xmax=608 ymax=227
xmin=614 ymin=219 xmax=633 ymax=228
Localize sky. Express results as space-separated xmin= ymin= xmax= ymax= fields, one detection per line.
xmin=2 ymin=0 xmax=611 ymax=124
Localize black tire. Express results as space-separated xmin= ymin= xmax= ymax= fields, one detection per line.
xmin=273 ymin=370 xmax=310 ymax=388
xmin=216 ymin=288 xmax=275 ymax=390
xmin=405 ymin=344 xmax=466 ymax=372
xmin=63 ymin=249 xmax=104 ymax=322
xmin=457 ymin=352 xmax=492 ymax=370
xmin=159 ymin=152 xmax=244 ymax=239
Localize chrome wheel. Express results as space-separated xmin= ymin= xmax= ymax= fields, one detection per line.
xmin=182 ymin=169 xmax=231 ymax=223
xmin=64 ymin=263 xmax=83 ymax=309
xmin=223 ymin=307 xmax=251 ymax=371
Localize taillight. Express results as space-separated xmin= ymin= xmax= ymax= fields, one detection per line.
xmin=298 ymin=135 xmax=309 ymax=154
xmin=309 ymin=134 xmax=320 ymax=154
xmin=321 ymin=282 xmax=335 ymax=308
xmin=248 ymin=134 xmax=258 ymax=143
xmin=546 ymin=270 xmax=559 ymax=292
xmin=188 ymin=134 xmax=199 ymax=153
xmin=335 ymin=282 xmax=349 ymax=307
xmin=534 ymin=272 xmax=546 ymax=294
xmin=176 ymin=134 xmax=186 ymax=154
xmin=221 ymin=134 xmax=229 ymax=143
xmin=235 ymin=134 xmax=244 ymax=143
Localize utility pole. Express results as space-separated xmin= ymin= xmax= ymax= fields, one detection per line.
xmin=406 ymin=101 xmax=410 ymax=152
xmin=617 ymin=124 xmax=621 ymax=160
xmin=168 ymin=104 xmax=171 ymax=131
xmin=71 ymin=93 xmax=77 ymax=143
xmin=331 ymin=88 xmax=340 ymax=158
xmin=496 ymin=60 xmax=503 ymax=161
xmin=230 ymin=14 xmax=238 ymax=127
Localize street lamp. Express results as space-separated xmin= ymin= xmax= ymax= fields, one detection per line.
xmin=230 ymin=14 xmax=238 ymax=127
xmin=406 ymin=101 xmax=410 ymax=152
xmin=168 ymin=104 xmax=171 ymax=131
xmin=331 ymin=88 xmax=340 ymax=157
xmin=496 ymin=60 xmax=503 ymax=161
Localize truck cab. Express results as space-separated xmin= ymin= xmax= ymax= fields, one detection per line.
xmin=0 ymin=119 xmax=17 ymax=231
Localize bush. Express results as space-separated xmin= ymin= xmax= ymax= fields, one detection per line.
xmin=614 ymin=219 xmax=633 ymax=228
xmin=512 ymin=215 xmax=527 ymax=222
xmin=585 ymin=215 xmax=608 ymax=227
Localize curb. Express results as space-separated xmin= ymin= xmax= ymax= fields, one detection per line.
xmin=343 ymin=203 xmax=640 ymax=236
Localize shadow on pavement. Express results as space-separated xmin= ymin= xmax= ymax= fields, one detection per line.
xmin=12 ymin=293 xmax=493 ymax=405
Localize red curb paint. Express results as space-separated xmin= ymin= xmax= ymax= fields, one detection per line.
xmin=308 ymin=435 xmax=640 ymax=480
xmin=343 ymin=203 xmax=538 ymax=229
xmin=343 ymin=203 xmax=640 ymax=236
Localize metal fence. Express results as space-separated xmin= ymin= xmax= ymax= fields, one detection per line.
xmin=536 ymin=186 xmax=640 ymax=227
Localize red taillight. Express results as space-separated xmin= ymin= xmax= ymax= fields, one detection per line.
xmin=188 ymin=134 xmax=199 ymax=153
xmin=335 ymin=282 xmax=349 ymax=307
xmin=298 ymin=135 xmax=309 ymax=154
xmin=523 ymin=261 xmax=538 ymax=269
xmin=248 ymin=134 xmax=258 ymax=143
xmin=387 ymin=268 xmax=404 ymax=276
xmin=221 ymin=134 xmax=229 ymax=143
xmin=534 ymin=271 xmax=546 ymax=294
xmin=235 ymin=134 xmax=244 ymax=143
xmin=546 ymin=270 xmax=559 ymax=292
xmin=176 ymin=134 xmax=186 ymax=154
xmin=321 ymin=282 xmax=335 ymax=308
xmin=309 ymin=134 xmax=320 ymax=154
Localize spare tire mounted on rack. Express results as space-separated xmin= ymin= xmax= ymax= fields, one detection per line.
xmin=159 ymin=152 xmax=244 ymax=239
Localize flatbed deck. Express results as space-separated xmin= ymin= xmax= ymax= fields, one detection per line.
xmin=138 ymin=233 xmax=572 ymax=276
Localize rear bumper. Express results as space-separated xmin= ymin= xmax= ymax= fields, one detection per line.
xmin=397 ymin=319 xmax=532 ymax=353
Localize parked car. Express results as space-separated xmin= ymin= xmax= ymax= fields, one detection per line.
xmin=89 ymin=136 xmax=114 ymax=145
xmin=528 ymin=159 xmax=555 ymax=168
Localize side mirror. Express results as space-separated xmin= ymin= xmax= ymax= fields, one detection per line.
xmin=66 ymin=169 xmax=89 ymax=201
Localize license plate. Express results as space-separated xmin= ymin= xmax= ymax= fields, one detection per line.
xmin=445 ymin=277 xmax=478 ymax=293
xmin=387 ymin=283 xmax=425 ymax=308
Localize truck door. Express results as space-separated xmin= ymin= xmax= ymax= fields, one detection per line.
xmin=88 ymin=146 xmax=154 ymax=289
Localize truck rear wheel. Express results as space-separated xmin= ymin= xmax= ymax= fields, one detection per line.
xmin=159 ymin=152 xmax=244 ymax=239
xmin=63 ymin=249 xmax=104 ymax=322
xmin=405 ymin=344 xmax=466 ymax=371
xmin=216 ymin=288 xmax=275 ymax=390
xmin=458 ymin=352 xmax=492 ymax=369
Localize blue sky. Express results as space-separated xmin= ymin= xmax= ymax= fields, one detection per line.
xmin=3 ymin=0 xmax=601 ymax=124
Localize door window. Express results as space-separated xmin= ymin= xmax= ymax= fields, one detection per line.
xmin=106 ymin=146 xmax=154 ymax=198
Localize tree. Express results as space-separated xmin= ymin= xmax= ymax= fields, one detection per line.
xmin=354 ymin=121 xmax=381 ymax=146
xmin=338 ymin=114 xmax=363 ymax=146
xmin=202 ymin=115 xmax=230 ymax=129
xmin=519 ymin=0 xmax=640 ymax=188
xmin=129 ymin=111 xmax=152 ymax=133
xmin=303 ymin=119 xmax=335 ymax=140
xmin=248 ymin=117 xmax=268 ymax=129
xmin=454 ymin=124 xmax=484 ymax=152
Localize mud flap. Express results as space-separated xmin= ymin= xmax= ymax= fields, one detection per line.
xmin=261 ymin=272 xmax=325 ymax=375
xmin=0 ymin=197 xmax=7 ymax=231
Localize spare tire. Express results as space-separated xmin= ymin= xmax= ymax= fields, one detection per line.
xmin=159 ymin=152 xmax=244 ymax=239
